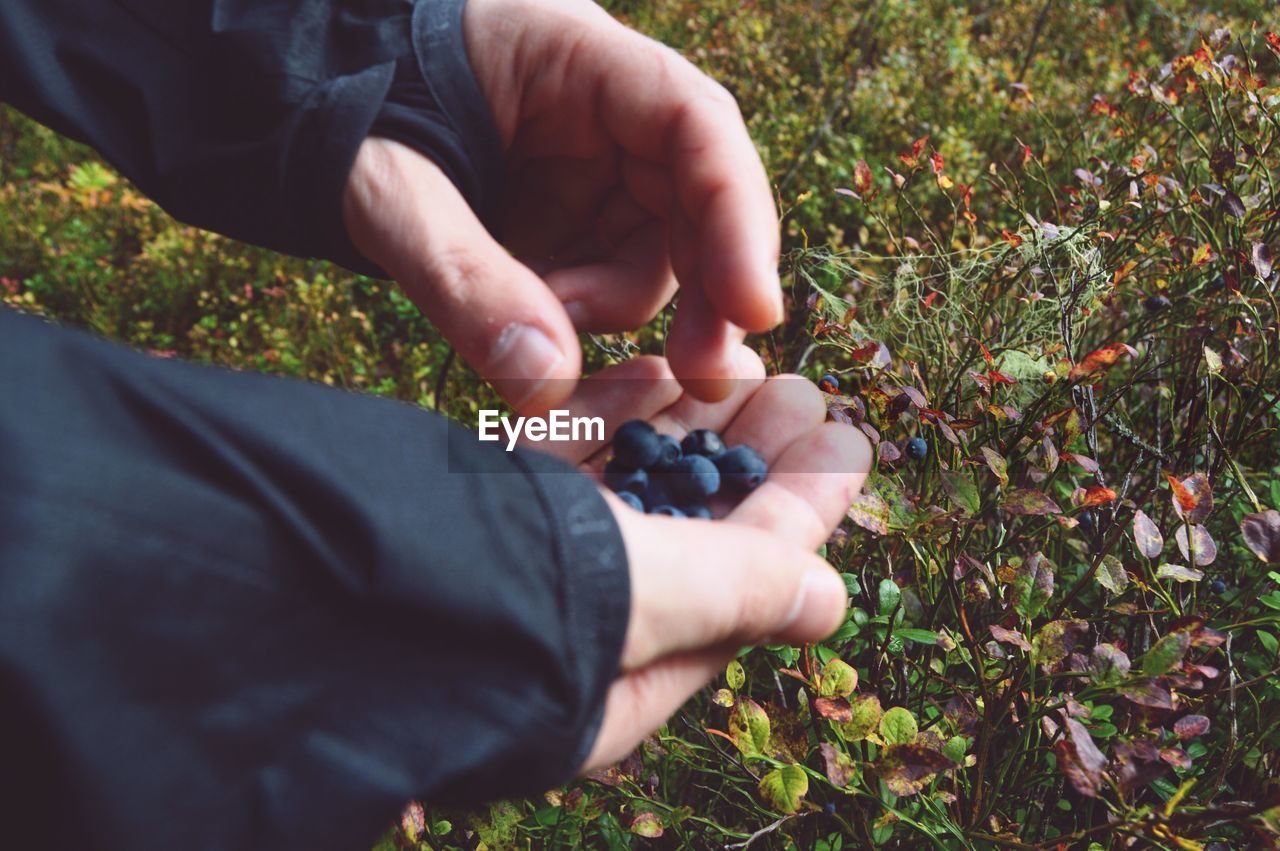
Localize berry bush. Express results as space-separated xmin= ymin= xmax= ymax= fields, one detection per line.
xmin=3 ymin=0 xmax=1280 ymax=847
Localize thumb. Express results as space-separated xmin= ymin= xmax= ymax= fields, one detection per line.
xmin=613 ymin=501 xmax=848 ymax=671
xmin=344 ymin=138 xmax=581 ymax=412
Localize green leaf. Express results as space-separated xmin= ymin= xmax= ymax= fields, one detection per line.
xmin=726 ymin=659 xmax=745 ymax=692
xmin=1001 ymin=488 xmax=1062 ymax=516
xmin=896 ymin=628 xmax=941 ymax=645
xmin=1142 ymin=630 xmax=1191 ymax=677
xmin=758 ymin=764 xmax=809 ymax=814
xmin=1257 ymin=630 xmax=1278 ymax=656
xmin=878 ymin=578 xmax=902 ymax=616
xmin=835 ymin=693 xmax=882 ymax=742
xmin=940 ymin=468 xmax=980 ymax=515
xmin=728 ymin=699 xmax=771 ymax=758
xmin=879 ymin=706 xmax=918 ymax=745
xmin=942 ymin=735 xmax=968 ymax=763
xmin=819 ymin=658 xmax=858 ymax=698
xmin=1096 ymin=555 xmax=1129 ymax=594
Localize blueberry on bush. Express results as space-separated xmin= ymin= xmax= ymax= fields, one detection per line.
xmin=1144 ymin=293 xmax=1172 ymax=312
xmin=819 ymin=373 xmax=840 ymax=394
xmin=715 ymin=445 xmax=769 ymax=492
xmin=1078 ymin=509 xmax=1096 ymax=535
xmin=681 ymin=428 xmax=726 ymax=458
xmin=650 ymin=505 xmax=686 ymax=518
xmin=603 ymin=459 xmax=648 ymax=495
xmin=612 ymin=419 xmax=663 ymax=469
xmin=685 ymin=504 xmax=713 ymax=520
xmin=906 ymin=436 xmax=929 ymax=460
xmin=1210 ymin=578 xmax=1227 ymax=595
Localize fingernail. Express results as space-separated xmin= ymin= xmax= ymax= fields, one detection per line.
xmin=488 ymin=323 xmax=564 ymax=407
xmin=780 ymin=570 xmax=848 ymax=635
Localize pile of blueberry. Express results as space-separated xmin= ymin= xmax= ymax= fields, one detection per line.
xmin=603 ymin=420 xmax=768 ymax=518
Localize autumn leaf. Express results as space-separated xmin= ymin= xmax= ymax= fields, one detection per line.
xmin=878 ymin=744 xmax=954 ymax=796
xmin=990 ymin=624 xmax=1032 ymax=651
xmin=818 ymin=658 xmax=858 ymax=698
xmin=982 ymin=446 xmax=1009 ymax=486
xmin=1166 ymin=472 xmax=1213 ymax=524
xmin=1142 ymin=630 xmax=1191 ymax=677
xmin=1031 ymin=619 xmax=1088 ymax=667
xmin=835 ymin=693 xmax=883 ymax=743
xmin=899 ymin=135 xmax=929 ymax=168
xmin=1010 ymin=552 xmax=1056 ymax=618
xmin=1001 ymin=489 xmax=1062 ymax=516
xmin=1156 ymin=563 xmax=1203 ymax=583
xmin=1241 ymin=510 xmax=1280 ymax=562
xmin=940 ymin=468 xmax=980 ymax=515
xmin=1190 ymin=243 xmax=1213 ymax=266
xmin=1132 ymin=510 xmax=1164 ymax=559
xmin=1122 ymin=678 xmax=1173 ymax=710
xmin=847 ymin=492 xmax=890 ymax=535
xmin=853 ymin=159 xmax=874 ymax=195
xmin=813 ymin=697 xmax=853 ymax=722
xmin=728 ymin=699 xmax=771 ymax=758
xmin=630 ymin=813 xmax=663 ymax=838
xmin=1096 ymin=555 xmax=1130 ymax=594
xmin=1055 ymin=717 xmax=1108 ymax=798
xmin=1089 ymin=643 xmax=1131 ymax=687
xmin=1174 ymin=524 xmax=1217 ymax=566
xmin=1081 ymin=486 xmax=1118 ymax=507
xmin=1070 ymin=342 xmax=1138 ymax=381
xmin=1174 ymin=715 xmax=1210 ymax=740
xmin=1254 ymin=242 xmax=1274 ymax=281
xmin=819 ymin=742 xmax=857 ymax=787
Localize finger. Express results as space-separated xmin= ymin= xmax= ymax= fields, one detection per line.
xmin=343 ymin=139 xmax=581 ymax=413
xmin=664 ymin=285 xmax=745 ymax=403
xmin=544 ymin=220 xmax=677 ymax=331
xmin=597 ymin=35 xmax=783 ymax=332
xmin=580 ymin=644 xmax=733 ymax=773
xmin=614 ymin=506 xmax=847 ymax=671
xmin=518 ymin=356 xmax=681 ymax=465
xmin=728 ymin=421 xmax=873 ymax=548
xmin=583 ymin=345 xmax=764 ymax=471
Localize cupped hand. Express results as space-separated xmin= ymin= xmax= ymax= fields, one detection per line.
xmin=519 ymin=349 xmax=871 ymax=772
xmin=344 ymin=0 xmax=781 ymax=412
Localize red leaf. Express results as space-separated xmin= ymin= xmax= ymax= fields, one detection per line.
xmin=1122 ymin=678 xmax=1173 ymax=710
xmin=853 ymin=159 xmax=874 ymax=196
xmin=1081 ymin=487 xmax=1118 ymax=507
xmin=819 ymin=742 xmax=857 ymax=787
xmin=1252 ymin=243 xmax=1273 ymax=281
xmin=1173 ymin=715 xmax=1210 ymax=740
xmin=1174 ymin=524 xmax=1217 ymax=566
xmin=930 ymin=151 xmax=945 ymax=175
xmin=1241 ymin=510 xmax=1280 ymax=562
xmin=1166 ymin=472 xmax=1213 ymax=524
xmin=1061 ymin=452 xmax=1100 ymax=474
xmin=1055 ymin=717 xmax=1108 ymax=798
xmin=1070 ymin=343 xmax=1137 ymax=381
xmin=1132 ymin=510 xmax=1164 ymax=559
xmin=814 ymin=697 xmax=853 ymax=722
xmin=899 ymin=135 xmax=929 ymax=168
xmin=990 ymin=624 xmax=1032 ymax=651
xmin=877 ymin=744 xmax=954 ymax=796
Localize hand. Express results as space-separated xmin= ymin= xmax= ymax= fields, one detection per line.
xmin=521 ymin=349 xmax=871 ymax=772
xmin=343 ymin=0 xmax=782 ymax=411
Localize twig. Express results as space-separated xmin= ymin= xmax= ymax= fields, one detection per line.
xmin=724 ymin=813 xmax=805 ymax=849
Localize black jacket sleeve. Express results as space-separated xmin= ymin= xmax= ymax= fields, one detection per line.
xmin=0 ymin=307 xmax=630 ymax=850
xmin=0 ymin=0 xmax=505 ymax=277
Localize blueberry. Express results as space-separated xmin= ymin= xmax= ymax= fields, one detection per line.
xmin=655 ymin=433 xmax=682 ymax=467
xmin=616 ymin=491 xmax=644 ymax=512
xmin=664 ymin=455 xmax=721 ymax=503
xmin=650 ymin=505 xmax=686 ymax=517
xmin=1144 ymin=294 xmax=1171 ymax=312
xmin=612 ymin=420 xmax=663 ymax=469
xmin=1209 ymin=578 xmax=1227 ymax=595
xmin=603 ymin=459 xmax=648 ymax=495
xmin=822 ymin=802 xmax=837 ymax=816
xmin=1078 ymin=509 xmax=1097 ymax=535
xmin=681 ymin=428 xmax=726 ymax=458
xmin=819 ymin=373 xmax=840 ymax=394
xmin=715 ymin=445 xmax=769 ymax=492
xmin=906 ymin=437 xmax=928 ymax=460
xmin=685 ymin=504 xmax=714 ymax=519
xmin=641 ymin=478 xmax=676 ymax=512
